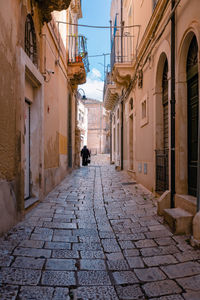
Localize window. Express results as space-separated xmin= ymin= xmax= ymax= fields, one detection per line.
xmin=142 ymin=100 xmax=146 ymax=119
xmin=140 ymin=95 xmax=148 ymax=127
xmin=25 ymin=14 xmax=38 ymax=67
xmin=129 ymin=98 xmax=133 ymax=111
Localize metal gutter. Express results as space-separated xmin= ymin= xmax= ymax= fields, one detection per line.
xmin=170 ymin=0 xmax=176 ymax=208
xmin=121 ymin=100 xmax=124 ymax=170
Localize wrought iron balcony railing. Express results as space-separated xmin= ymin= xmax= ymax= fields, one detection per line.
xmin=68 ymin=35 xmax=90 ymax=73
xmin=111 ymin=34 xmax=133 ymax=71
xmin=103 ymin=66 xmax=115 ymax=96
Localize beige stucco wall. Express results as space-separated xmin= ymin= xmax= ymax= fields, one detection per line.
xmin=0 ymin=0 xmax=83 ymax=234
xmin=0 ymin=0 xmax=44 ymax=232
xmin=42 ymin=14 xmax=78 ymax=194
xmin=107 ymin=0 xmax=200 ymax=196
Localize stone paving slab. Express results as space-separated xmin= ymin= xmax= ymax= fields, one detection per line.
xmin=18 ymin=286 xmax=54 ymax=300
xmin=41 ymin=270 xmax=76 ymax=286
xmin=143 ymin=279 xmax=182 ymax=297
xmin=45 ymin=258 xmax=77 ymax=271
xmin=11 ymin=257 xmax=45 ymax=270
xmin=0 ymin=154 xmax=200 ymax=299
xmin=72 ymin=286 xmax=119 ymax=300
xmin=1 ymin=267 xmax=41 ymax=285
xmin=0 ymin=285 xmax=19 ymax=300
xmin=77 ymin=270 xmax=111 ymax=286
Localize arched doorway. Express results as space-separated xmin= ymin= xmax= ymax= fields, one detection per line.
xmin=187 ymin=35 xmax=199 ymax=196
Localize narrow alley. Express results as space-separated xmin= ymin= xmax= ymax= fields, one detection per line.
xmin=0 ymin=155 xmax=199 ymax=300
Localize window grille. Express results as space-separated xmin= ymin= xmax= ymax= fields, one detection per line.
xmin=25 ymin=14 xmax=38 ymax=67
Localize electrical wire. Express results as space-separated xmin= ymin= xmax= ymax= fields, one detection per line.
xmin=88 ymin=53 xmax=110 ymax=58
xmin=56 ymin=21 xmax=140 ymax=29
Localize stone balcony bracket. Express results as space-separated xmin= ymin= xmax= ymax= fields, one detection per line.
xmin=104 ymin=84 xmax=121 ymax=111
xmin=67 ymin=62 xmax=86 ymax=86
xmin=35 ymin=0 xmax=71 ymax=23
xmin=112 ymin=62 xmax=134 ymax=89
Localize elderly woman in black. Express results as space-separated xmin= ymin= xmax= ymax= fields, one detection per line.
xmin=81 ymin=145 xmax=90 ymax=166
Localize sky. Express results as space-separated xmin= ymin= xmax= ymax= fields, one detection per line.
xmin=78 ymin=0 xmax=112 ymax=101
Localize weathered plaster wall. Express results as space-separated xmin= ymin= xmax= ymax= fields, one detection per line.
xmin=0 ymin=0 xmax=44 ymax=234
xmin=0 ymin=0 xmax=20 ymax=181
xmin=0 ymin=0 xmax=23 ymax=234
xmin=43 ymin=20 xmax=75 ymax=195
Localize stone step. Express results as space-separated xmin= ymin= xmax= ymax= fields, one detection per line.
xmin=163 ymin=207 xmax=193 ymax=235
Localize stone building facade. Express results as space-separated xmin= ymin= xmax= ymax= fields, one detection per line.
xmin=104 ymin=0 xmax=200 ymax=240
xmin=85 ymin=99 xmax=110 ymax=155
xmin=0 ymin=0 xmax=88 ymax=234
xmin=77 ymin=96 xmax=88 ymax=150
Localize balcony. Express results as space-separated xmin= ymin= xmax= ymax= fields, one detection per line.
xmin=67 ymin=35 xmax=89 ymax=87
xmin=103 ymin=68 xmax=121 ymax=111
xmin=111 ymin=34 xmax=134 ymax=88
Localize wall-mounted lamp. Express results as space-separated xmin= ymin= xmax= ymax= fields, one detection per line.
xmin=77 ymin=88 xmax=87 ymax=101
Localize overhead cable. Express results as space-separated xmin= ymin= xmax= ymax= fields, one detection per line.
xmin=56 ymin=21 xmax=140 ymax=29
xmin=88 ymin=53 xmax=110 ymax=58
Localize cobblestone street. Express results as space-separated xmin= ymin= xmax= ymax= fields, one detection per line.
xmin=1 ymin=155 xmax=200 ymax=299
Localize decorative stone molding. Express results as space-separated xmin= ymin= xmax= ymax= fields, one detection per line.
xmin=112 ymin=63 xmax=134 ymax=88
xmin=104 ymin=83 xmax=121 ymax=111
xmin=67 ymin=62 xmax=86 ymax=86
xmin=70 ymin=0 xmax=81 ymax=14
xmin=35 ymin=0 xmax=71 ymax=23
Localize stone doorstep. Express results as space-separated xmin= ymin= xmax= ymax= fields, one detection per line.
xmin=163 ymin=207 xmax=193 ymax=235
xmin=25 ymin=197 xmax=39 ymax=210
xmin=175 ymin=194 xmax=197 ymax=215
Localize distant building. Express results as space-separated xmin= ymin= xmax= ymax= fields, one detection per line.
xmin=84 ymin=99 xmax=110 ymax=155
xmin=77 ymin=96 xmax=88 ymax=149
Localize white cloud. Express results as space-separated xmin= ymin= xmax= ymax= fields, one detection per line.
xmin=79 ymin=68 xmax=104 ymax=101
xmin=91 ymin=68 xmax=101 ymax=79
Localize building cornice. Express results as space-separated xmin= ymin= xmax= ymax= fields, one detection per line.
xmin=136 ymin=0 xmax=169 ymax=67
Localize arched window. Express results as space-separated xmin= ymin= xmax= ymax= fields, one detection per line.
xmin=25 ymin=14 xmax=38 ymax=67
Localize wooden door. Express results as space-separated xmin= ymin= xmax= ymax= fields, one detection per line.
xmin=187 ymin=36 xmax=199 ymax=196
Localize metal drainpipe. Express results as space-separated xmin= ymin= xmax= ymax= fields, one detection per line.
xmin=121 ymin=0 xmax=123 ymax=63
xmin=197 ymin=58 xmax=200 ymax=210
xmin=197 ymin=117 xmax=200 ymax=211
xmin=110 ymin=20 xmax=112 ymax=66
xmin=110 ymin=113 xmax=113 ymax=164
xmin=121 ymin=100 xmax=124 ymax=170
xmin=170 ymin=0 xmax=176 ymax=208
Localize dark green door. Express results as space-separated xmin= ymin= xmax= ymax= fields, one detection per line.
xmin=156 ymin=59 xmax=169 ymax=192
xmin=187 ymin=36 xmax=199 ymax=196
